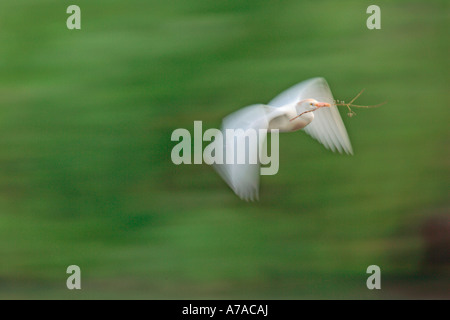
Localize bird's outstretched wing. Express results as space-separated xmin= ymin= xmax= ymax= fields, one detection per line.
xmin=269 ymin=77 xmax=353 ymax=154
xmin=213 ymin=104 xmax=277 ymax=201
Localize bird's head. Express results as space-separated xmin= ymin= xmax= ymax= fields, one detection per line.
xmin=290 ymin=99 xmax=331 ymax=122
xmin=299 ymin=99 xmax=331 ymax=111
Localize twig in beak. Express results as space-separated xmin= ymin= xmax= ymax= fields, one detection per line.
xmin=289 ymin=110 xmax=314 ymax=122
xmin=334 ymin=89 xmax=386 ymax=117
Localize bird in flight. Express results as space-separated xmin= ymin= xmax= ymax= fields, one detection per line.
xmin=213 ymin=77 xmax=379 ymax=201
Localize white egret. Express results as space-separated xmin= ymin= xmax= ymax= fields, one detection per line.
xmin=213 ymin=77 xmax=375 ymax=201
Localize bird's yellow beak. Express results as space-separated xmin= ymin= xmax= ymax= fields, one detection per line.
xmin=315 ymin=102 xmax=331 ymax=108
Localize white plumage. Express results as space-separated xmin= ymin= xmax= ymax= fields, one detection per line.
xmin=213 ymin=77 xmax=353 ymax=200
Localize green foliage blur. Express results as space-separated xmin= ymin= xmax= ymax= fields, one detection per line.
xmin=0 ymin=0 xmax=448 ymax=299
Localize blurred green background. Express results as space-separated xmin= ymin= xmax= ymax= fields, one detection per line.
xmin=0 ymin=0 xmax=448 ymax=299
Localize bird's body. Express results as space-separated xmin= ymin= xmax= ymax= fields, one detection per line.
xmin=268 ymin=102 xmax=315 ymax=132
xmin=213 ymin=77 xmax=353 ymax=200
